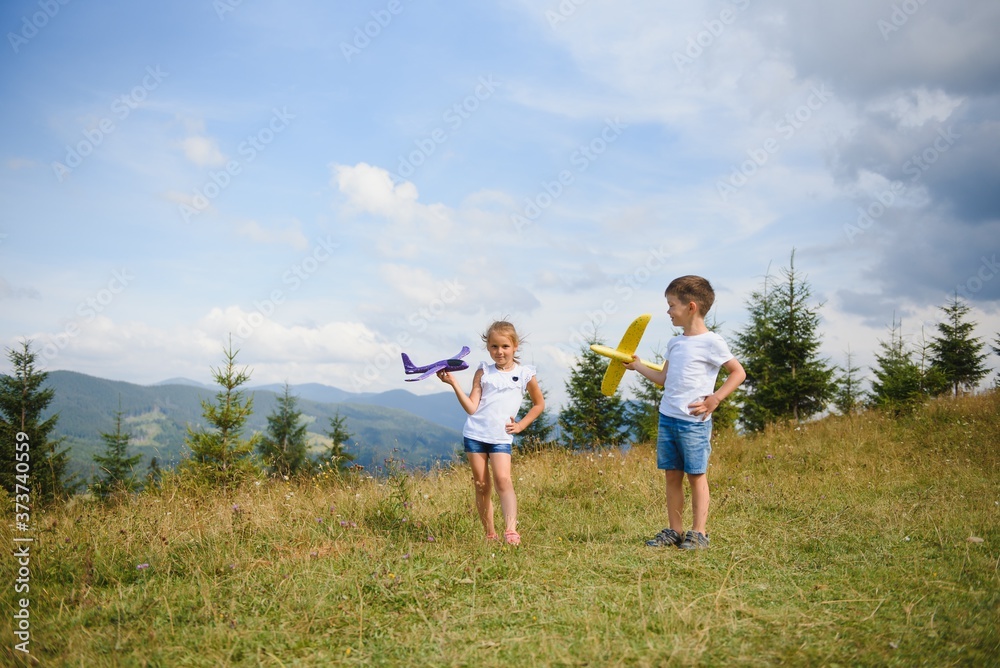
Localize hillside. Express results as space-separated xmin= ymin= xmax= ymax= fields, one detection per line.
xmin=42 ymin=371 xmax=465 ymax=480
xmin=3 ymin=392 xmax=997 ymax=665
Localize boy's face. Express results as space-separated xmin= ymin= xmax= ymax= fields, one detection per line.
xmin=666 ymin=293 xmax=697 ymax=328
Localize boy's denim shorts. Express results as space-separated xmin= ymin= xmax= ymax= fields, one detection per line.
xmin=656 ymin=413 xmax=712 ymax=474
xmin=463 ymin=437 xmax=512 ymax=455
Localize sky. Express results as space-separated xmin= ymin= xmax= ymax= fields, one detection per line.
xmin=2 ymin=0 xmax=999 ymax=411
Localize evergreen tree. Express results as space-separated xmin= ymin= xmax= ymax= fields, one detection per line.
xmin=929 ymin=295 xmax=989 ymax=396
xmin=0 ymin=340 xmax=73 ymax=503
xmin=515 ymin=381 xmax=555 ymax=451
xmin=322 ymin=411 xmax=356 ymax=471
xmin=869 ymin=317 xmax=924 ymax=415
xmin=734 ymin=251 xmax=835 ymax=431
xmin=833 ymin=347 xmax=866 ymax=415
xmin=179 ymin=338 xmax=261 ymax=487
xmin=993 ymin=334 xmax=1000 ymax=388
xmin=258 ymin=383 xmax=310 ymax=477
xmin=627 ymin=350 xmax=664 ymax=444
xmin=146 ymin=456 xmax=163 ymax=488
xmin=559 ymin=338 xmax=630 ymax=449
xmin=91 ymin=399 xmax=142 ymax=499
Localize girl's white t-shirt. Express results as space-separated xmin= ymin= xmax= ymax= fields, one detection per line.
xmin=463 ymin=361 xmax=536 ymax=445
xmin=658 ymin=332 xmax=735 ymax=422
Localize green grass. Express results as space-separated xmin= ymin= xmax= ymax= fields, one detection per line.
xmin=3 ymin=393 xmax=998 ymax=666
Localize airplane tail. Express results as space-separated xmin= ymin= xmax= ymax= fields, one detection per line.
xmin=401 ymin=352 xmax=418 ymax=374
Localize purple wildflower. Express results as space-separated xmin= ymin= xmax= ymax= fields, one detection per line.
xmin=136 ymin=563 xmax=150 ymax=570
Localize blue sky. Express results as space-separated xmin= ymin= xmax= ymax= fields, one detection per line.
xmin=2 ymin=0 xmax=998 ymax=409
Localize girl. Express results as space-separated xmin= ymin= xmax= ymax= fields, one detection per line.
xmin=438 ymin=321 xmax=544 ymax=545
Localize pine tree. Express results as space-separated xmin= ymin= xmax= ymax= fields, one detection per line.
xmin=627 ymin=351 xmax=664 ymax=444
xmin=91 ymin=399 xmax=142 ymax=499
xmin=993 ymin=334 xmax=1000 ymax=388
xmin=180 ymin=338 xmax=261 ymax=487
xmin=929 ymin=295 xmax=989 ymax=396
xmin=833 ymin=348 xmax=866 ymax=415
xmin=323 ymin=411 xmax=356 ymax=471
xmin=0 ymin=340 xmax=73 ymax=503
xmin=869 ymin=317 xmax=924 ymax=415
xmin=559 ymin=338 xmax=630 ymax=449
xmin=258 ymin=384 xmax=310 ymax=477
xmin=515 ymin=381 xmax=555 ymax=451
xmin=734 ymin=251 xmax=835 ymax=430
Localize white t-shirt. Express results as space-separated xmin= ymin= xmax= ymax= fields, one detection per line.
xmin=463 ymin=361 xmax=536 ymax=445
xmin=658 ymin=332 xmax=735 ymax=422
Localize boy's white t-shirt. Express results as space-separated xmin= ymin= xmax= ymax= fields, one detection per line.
xmin=658 ymin=332 xmax=735 ymax=422
xmin=463 ymin=361 xmax=536 ymax=445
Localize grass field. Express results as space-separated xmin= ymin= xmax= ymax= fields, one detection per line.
xmin=3 ymin=392 xmax=998 ymax=666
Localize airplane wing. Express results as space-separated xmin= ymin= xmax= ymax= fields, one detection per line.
xmin=404 ymin=361 xmax=446 ymax=381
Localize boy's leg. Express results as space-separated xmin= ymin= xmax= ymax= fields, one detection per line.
xmin=488 ymin=453 xmax=518 ymax=533
xmin=664 ymin=469 xmax=685 ymax=533
xmin=466 ymin=453 xmax=495 ymax=536
xmin=688 ymin=472 xmax=709 ymax=535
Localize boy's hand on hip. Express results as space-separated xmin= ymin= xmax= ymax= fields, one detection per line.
xmin=688 ymin=395 xmax=719 ymax=420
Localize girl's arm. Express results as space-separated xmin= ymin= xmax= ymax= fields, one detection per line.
xmin=438 ymin=368 xmax=483 ymax=415
xmin=506 ymin=376 xmax=545 ymax=435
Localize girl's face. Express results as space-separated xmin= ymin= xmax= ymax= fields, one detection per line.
xmin=487 ymin=332 xmax=517 ymax=369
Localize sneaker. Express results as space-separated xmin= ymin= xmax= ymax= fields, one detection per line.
xmin=645 ymin=527 xmax=683 ymax=548
xmin=678 ymin=530 xmax=710 ymax=550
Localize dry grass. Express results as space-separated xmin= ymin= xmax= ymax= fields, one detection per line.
xmin=2 ymin=392 xmax=998 ymax=666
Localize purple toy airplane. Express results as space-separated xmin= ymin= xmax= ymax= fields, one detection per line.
xmin=401 ymin=346 xmax=471 ymax=381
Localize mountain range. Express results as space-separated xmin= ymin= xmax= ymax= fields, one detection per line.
xmin=42 ymin=371 xmax=470 ymax=482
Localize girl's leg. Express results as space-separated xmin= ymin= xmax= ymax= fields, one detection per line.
xmin=467 ymin=453 xmax=495 ymax=536
xmin=488 ymin=453 xmax=518 ymax=533
xmin=688 ymin=472 xmax=710 ymax=535
xmin=664 ymin=469 xmax=686 ymax=532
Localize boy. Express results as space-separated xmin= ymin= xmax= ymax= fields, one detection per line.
xmin=625 ymin=276 xmax=746 ymax=550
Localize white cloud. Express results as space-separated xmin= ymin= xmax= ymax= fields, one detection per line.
xmin=236 ymin=218 xmax=309 ymax=250
xmin=180 ymin=135 xmax=226 ymax=167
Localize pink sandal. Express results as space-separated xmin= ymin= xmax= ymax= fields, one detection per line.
xmin=504 ymin=530 xmax=521 ymax=546
xmin=485 ymin=532 xmax=499 ymax=541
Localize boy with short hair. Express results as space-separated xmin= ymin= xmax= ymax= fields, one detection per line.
xmin=625 ymin=275 xmax=746 ymax=549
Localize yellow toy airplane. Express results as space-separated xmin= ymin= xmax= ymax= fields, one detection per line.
xmin=590 ymin=314 xmax=664 ymax=396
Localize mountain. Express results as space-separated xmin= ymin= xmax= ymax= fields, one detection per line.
xmin=249 ymin=382 xmax=468 ymax=433
xmin=42 ymin=371 xmax=464 ymax=483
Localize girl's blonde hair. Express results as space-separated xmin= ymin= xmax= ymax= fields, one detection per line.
xmin=481 ymin=320 xmax=522 ymax=362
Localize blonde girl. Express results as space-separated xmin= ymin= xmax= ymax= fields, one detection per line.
xmin=438 ymin=321 xmax=544 ymax=545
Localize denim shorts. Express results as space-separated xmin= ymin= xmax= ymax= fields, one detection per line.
xmin=463 ymin=437 xmax=512 ymax=455
xmin=656 ymin=413 xmax=712 ymax=474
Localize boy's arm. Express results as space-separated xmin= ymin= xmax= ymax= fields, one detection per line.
xmin=688 ymin=357 xmax=746 ymax=419
xmin=625 ymin=356 xmax=668 ymax=386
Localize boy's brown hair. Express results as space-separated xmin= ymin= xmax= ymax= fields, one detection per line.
xmin=665 ymin=275 xmax=715 ymax=316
